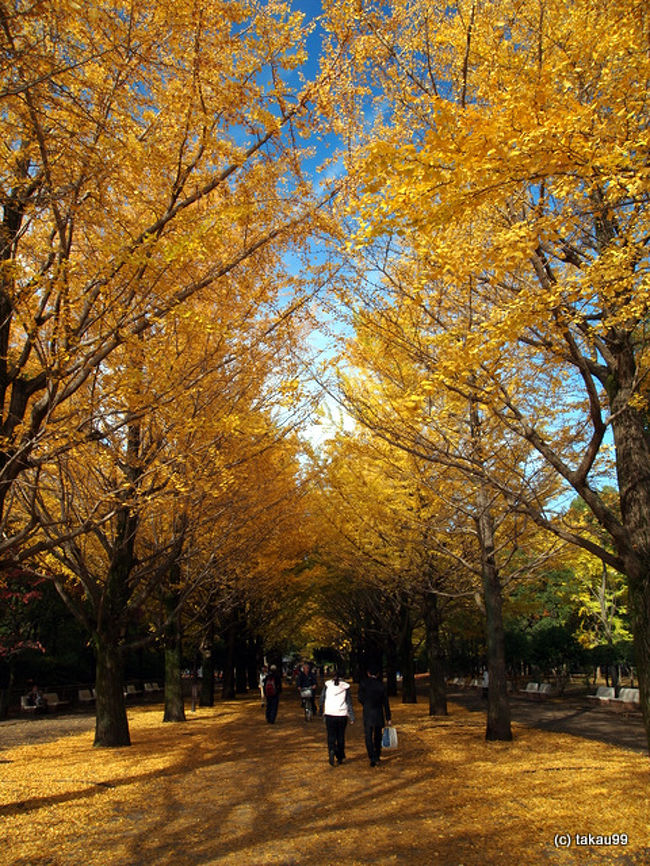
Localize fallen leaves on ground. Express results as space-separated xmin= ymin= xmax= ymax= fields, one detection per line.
xmin=0 ymin=695 xmax=648 ymax=865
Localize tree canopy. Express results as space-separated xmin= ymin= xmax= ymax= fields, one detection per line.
xmin=2 ymin=0 xmax=649 ymax=752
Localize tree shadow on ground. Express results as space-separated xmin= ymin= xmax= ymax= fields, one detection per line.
xmin=2 ymin=693 xmax=648 ymax=866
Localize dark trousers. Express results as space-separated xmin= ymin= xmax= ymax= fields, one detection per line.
xmin=325 ymin=715 xmax=348 ymax=762
xmin=265 ymin=695 xmax=279 ymax=723
xmin=364 ymin=723 xmax=383 ymax=762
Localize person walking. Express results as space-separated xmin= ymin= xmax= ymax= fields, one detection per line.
xmin=259 ymin=664 xmax=268 ymax=706
xmin=358 ymin=666 xmax=391 ymax=767
xmin=263 ymin=664 xmax=282 ymax=724
xmin=296 ymin=660 xmax=318 ymax=718
xmin=319 ymin=669 xmax=354 ymax=765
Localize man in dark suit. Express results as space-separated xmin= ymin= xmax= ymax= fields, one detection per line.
xmin=358 ymin=666 xmax=391 ymax=766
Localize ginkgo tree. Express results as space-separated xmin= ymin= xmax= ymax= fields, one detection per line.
xmin=23 ymin=260 xmax=314 ymax=746
xmin=321 ymin=0 xmax=650 ymax=749
xmin=0 ymin=0 xmax=343 ymax=560
xmin=310 ymin=422 xmax=530 ymax=717
xmin=159 ymin=416 xmax=312 ymax=717
xmin=0 ymin=0 xmax=358 ymax=745
xmin=317 ymin=237 xmax=565 ymax=738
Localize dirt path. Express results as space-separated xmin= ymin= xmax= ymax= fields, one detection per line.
xmin=1 ymin=692 xmax=648 ymax=865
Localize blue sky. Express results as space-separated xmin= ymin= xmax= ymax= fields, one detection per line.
xmin=277 ymin=0 xmax=356 ymax=446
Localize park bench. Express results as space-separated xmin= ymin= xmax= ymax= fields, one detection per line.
xmin=519 ymin=682 xmax=552 ymax=700
xmin=520 ymin=682 xmax=539 ymax=695
xmin=144 ymin=682 xmax=162 ymax=694
xmin=43 ymin=692 xmax=69 ymax=711
xmin=20 ymin=695 xmax=37 ymax=712
xmin=586 ymin=686 xmax=615 ymax=703
xmin=610 ymin=688 xmax=640 ymax=711
xmin=124 ymin=684 xmax=142 ymax=698
xmin=78 ymin=688 xmax=95 ymax=704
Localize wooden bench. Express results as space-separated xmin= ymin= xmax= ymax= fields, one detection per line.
xmin=124 ymin=684 xmax=142 ymax=698
xmin=144 ymin=682 xmax=162 ymax=694
xmin=78 ymin=688 xmax=95 ymax=704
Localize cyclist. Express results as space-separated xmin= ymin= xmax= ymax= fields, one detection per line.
xmin=296 ymin=660 xmax=318 ymax=718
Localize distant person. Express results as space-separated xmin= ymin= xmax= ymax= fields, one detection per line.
xmin=319 ymin=669 xmax=354 ymax=765
xmin=259 ymin=665 xmax=268 ymax=706
xmin=25 ymin=685 xmax=48 ymax=714
xmin=296 ymin=660 xmax=318 ymax=718
xmin=482 ymin=668 xmax=489 ymax=700
xmin=358 ymin=667 xmax=391 ymax=767
xmin=263 ymin=665 xmax=282 ymax=724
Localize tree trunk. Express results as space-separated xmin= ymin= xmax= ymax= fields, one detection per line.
xmin=221 ymin=615 xmax=236 ymax=699
xmin=607 ymin=342 xmax=650 ymax=752
xmin=94 ymin=636 xmax=130 ymax=747
xmin=163 ymin=641 xmax=185 ymax=722
xmin=350 ymin=645 xmax=361 ymax=683
xmin=385 ymin=634 xmax=398 ymax=697
xmin=477 ymin=495 xmax=512 ymax=742
xmin=163 ymin=591 xmax=185 ymax=723
xmin=247 ymin=635 xmax=262 ymax=691
xmin=398 ymin=604 xmax=417 ymax=703
xmin=0 ymin=187 xmax=39 ymax=524
xmin=424 ymin=591 xmax=448 ymax=716
xmin=235 ymin=620 xmax=248 ymax=694
xmin=470 ymin=389 xmax=512 ymax=742
xmin=0 ymin=661 xmax=15 ymax=720
xmin=199 ymin=613 xmax=215 ymax=707
xmin=93 ymin=425 xmax=141 ymax=746
xmin=626 ymin=574 xmax=650 ymax=751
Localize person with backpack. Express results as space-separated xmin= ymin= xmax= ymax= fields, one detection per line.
xmin=263 ymin=664 xmax=282 ymax=724
xmin=319 ymin=669 xmax=354 ymax=766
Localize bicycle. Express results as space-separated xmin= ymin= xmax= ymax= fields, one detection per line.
xmin=300 ymin=687 xmax=315 ymax=721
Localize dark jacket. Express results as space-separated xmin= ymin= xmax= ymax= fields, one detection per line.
xmin=296 ymin=668 xmax=317 ymax=691
xmin=358 ymin=675 xmax=391 ymax=727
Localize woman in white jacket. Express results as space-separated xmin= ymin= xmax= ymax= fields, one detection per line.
xmin=319 ymin=670 xmax=355 ymax=766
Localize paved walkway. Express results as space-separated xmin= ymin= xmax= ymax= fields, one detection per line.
xmin=3 ymin=685 xmax=647 ymax=754
xmin=447 ymin=687 xmax=648 ymax=754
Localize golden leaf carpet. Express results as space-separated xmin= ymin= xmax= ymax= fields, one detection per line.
xmin=0 ymin=694 xmax=648 ymax=865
